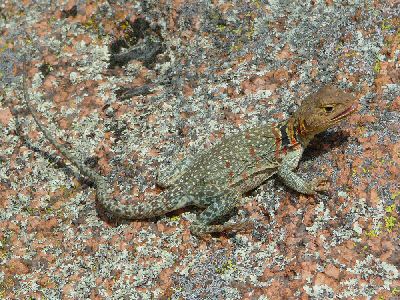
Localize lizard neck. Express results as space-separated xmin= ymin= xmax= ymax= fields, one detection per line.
xmin=285 ymin=116 xmax=314 ymax=148
xmin=278 ymin=119 xmax=302 ymax=150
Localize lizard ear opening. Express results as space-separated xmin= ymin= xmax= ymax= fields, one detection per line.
xmin=324 ymin=105 xmax=334 ymax=113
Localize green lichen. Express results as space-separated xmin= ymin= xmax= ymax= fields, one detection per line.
xmin=385 ymin=204 xmax=396 ymax=214
xmin=381 ymin=19 xmax=393 ymax=31
xmin=384 ymin=204 xmax=398 ymax=232
xmin=362 ymin=166 xmax=370 ymax=174
xmin=216 ymin=259 xmax=237 ymax=274
xmin=392 ymin=287 xmax=400 ymax=295
xmin=0 ymin=236 xmax=9 ymax=260
xmin=251 ymin=0 xmax=262 ymax=8
xmin=384 ymin=216 xmax=396 ymax=232
xmin=48 ymin=16 xmax=57 ymax=24
xmin=365 ymin=228 xmax=380 ymax=238
xmin=216 ymin=24 xmax=227 ymax=31
xmin=169 ymin=215 xmax=180 ymax=222
xmin=344 ymin=50 xmax=360 ymax=58
xmin=390 ymin=192 xmax=400 ymax=201
xmin=374 ymin=60 xmax=381 ymax=74
xmin=0 ymin=277 xmax=14 ymax=297
xmin=83 ymin=17 xmax=98 ymax=31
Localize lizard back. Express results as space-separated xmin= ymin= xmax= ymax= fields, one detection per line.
xmin=172 ymin=124 xmax=284 ymax=195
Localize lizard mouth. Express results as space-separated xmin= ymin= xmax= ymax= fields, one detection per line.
xmin=331 ymin=103 xmax=357 ymax=122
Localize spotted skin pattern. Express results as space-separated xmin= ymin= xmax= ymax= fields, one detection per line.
xmin=22 ymin=75 xmax=357 ymax=236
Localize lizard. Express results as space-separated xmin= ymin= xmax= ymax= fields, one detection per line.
xmin=21 ymin=67 xmax=357 ymax=236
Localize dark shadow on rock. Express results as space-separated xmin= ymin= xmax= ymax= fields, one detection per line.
xmin=109 ymin=38 xmax=164 ymax=68
xmin=12 ymin=106 xmax=94 ymax=187
xmin=302 ymin=129 xmax=351 ymax=162
xmin=115 ymin=85 xmax=153 ymax=100
xmin=108 ymin=17 xmax=165 ymax=68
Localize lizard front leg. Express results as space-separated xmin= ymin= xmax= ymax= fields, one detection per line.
xmin=277 ymin=167 xmax=329 ymax=195
xmin=189 ymin=187 xmax=252 ymax=236
xmin=275 ymin=147 xmax=329 ymax=195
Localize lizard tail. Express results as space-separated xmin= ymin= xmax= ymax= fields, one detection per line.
xmin=96 ymin=184 xmax=186 ymax=219
xmin=22 ymin=62 xmax=184 ymax=219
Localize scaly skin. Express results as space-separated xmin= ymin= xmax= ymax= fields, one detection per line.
xmin=22 ymin=69 xmax=357 ymax=236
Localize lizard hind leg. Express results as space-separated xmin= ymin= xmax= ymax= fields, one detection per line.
xmin=189 ymin=188 xmax=252 ymax=237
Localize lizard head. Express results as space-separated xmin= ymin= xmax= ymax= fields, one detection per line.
xmin=294 ymin=85 xmax=357 ymax=143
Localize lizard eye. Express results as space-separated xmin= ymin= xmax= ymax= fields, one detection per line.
xmin=324 ymin=105 xmax=334 ymax=113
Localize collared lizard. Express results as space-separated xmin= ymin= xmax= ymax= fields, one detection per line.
xmin=22 ymin=69 xmax=357 ymax=236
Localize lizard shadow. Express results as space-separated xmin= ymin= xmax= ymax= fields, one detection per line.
xmin=13 ymin=107 xmax=93 ymax=187
xmin=301 ymin=129 xmax=351 ymax=162
xmin=282 ymin=129 xmax=351 ymax=206
xmin=98 ymin=199 xmax=241 ymax=235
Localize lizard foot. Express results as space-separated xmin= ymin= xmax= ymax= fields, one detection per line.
xmin=310 ymin=177 xmax=330 ymax=193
